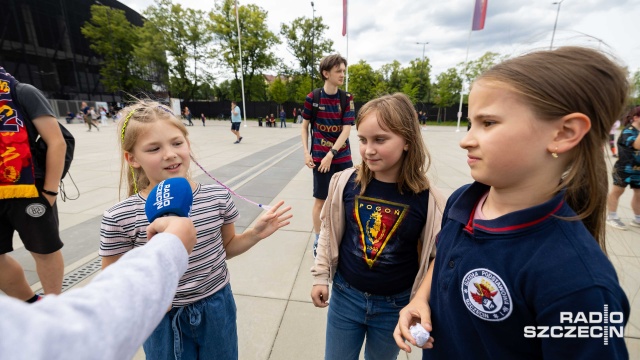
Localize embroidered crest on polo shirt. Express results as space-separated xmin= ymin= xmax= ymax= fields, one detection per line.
xmin=461 ymin=268 xmax=512 ymax=321
xmin=25 ymin=203 xmax=47 ymax=218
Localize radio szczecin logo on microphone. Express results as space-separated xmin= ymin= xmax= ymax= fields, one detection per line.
xmin=153 ymin=180 xmax=174 ymax=210
xmin=523 ymin=305 xmax=624 ymax=345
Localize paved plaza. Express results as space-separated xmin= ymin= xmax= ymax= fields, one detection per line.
xmin=6 ymin=118 xmax=640 ymax=359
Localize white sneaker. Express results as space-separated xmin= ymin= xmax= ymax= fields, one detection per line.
xmin=606 ymin=218 xmax=627 ymax=230
xmin=630 ymin=220 xmax=640 ymax=228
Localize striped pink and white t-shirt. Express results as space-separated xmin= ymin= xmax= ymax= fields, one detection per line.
xmin=99 ymin=183 xmax=239 ymax=307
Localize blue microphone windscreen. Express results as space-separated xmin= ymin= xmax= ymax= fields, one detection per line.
xmin=145 ymin=177 xmax=193 ymax=222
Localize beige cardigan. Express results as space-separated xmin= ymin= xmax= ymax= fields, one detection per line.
xmin=310 ymin=167 xmax=445 ymax=299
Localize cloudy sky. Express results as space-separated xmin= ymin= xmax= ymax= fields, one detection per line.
xmin=125 ymin=0 xmax=639 ymax=81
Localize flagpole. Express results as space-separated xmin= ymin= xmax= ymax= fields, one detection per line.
xmin=455 ymin=29 xmax=472 ymax=132
xmin=344 ymin=0 xmax=349 ymax=91
xmin=456 ymin=0 xmax=486 ymax=132
xmin=235 ymin=0 xmax=247 ymax=127
xmin=346 ymin=31 xmax=349 ymax=91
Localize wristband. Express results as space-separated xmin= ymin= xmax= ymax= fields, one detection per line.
xmin=42 ymin=189 xmax=58 ymax=196
xmin=330 ymin=149 xmax=338 ymax=157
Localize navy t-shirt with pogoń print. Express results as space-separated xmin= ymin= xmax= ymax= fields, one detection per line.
xmin=302 ymin=89 xmax=355 ymax=164
xmin=337 ymin=173 xmax=430 ymax=296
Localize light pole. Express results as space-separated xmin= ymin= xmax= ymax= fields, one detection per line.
xmin=550 ymin=0 xmax=564 ymax=50
xmin=416 ymin=41 xmax=429 ymax=103
xmin=310 ymin=1 xmax=316 ymax=92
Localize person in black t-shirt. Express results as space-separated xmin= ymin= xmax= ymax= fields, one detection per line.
xmin=0 ymin=67 xmax=66 ymax=303
xmin=311 ymin=93 xmax=443 ymax=359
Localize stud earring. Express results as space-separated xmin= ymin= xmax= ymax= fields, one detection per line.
xmin=551 ymin=147 xmax=558 ymax=159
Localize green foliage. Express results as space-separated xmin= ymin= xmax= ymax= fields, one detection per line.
xmin=402 ymin=58 xmax=431 ymax=102
xmin=142 ymin=0 xmax=214 ymax=100
xmin=280 ymin=16 xmax=334 ymax=88
xmin=377 ymin=60 xmax=404 ymax=94
xmin=401 ymin=83 xmax=419 ymax=103
xmin=143 ymin=0 xmax=193 ymax=99
xmin=246 ymin=75 xmax=268 ymax=101
xmin=268 ymin=77 xmax=288 ymax=104
xmin=213 ymin=79 xmax=234 ymax=101
xmin=133 ymin=21 xmax=170 ymax=92
xmin=184 ymin=8 xmax=213 ymax=100
xmin=217 ymin=79 xmax=241 ymax=101
xmin=631 ymin=69 xmax=640 ymax=104
xmin=194 ymin=78 xmax=215 ymax=100
xmin=209 ymin=0 xmax=280 ymax=101
xmin=458 ymin=51 xmax=503 ymax=85
xmin=347 ymin=60 xmax=381 ymax=102
xmin=81 ymin=5 xmax=140 ymax=93
xmin=432 ymin=67 xmax=462 ymax=109
xmin=285 ymin=74 xmax=312 ymax=103
xmin=83 ymin=0 xmax=505 ymax=109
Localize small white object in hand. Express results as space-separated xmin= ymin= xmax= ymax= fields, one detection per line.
xmin=410 ymin=323 xmax=430 ymax=347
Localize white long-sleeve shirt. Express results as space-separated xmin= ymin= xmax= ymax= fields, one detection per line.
xmin=0 ymin=233 xmax=188 ymax=360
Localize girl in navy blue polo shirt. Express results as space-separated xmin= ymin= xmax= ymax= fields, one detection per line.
xmin=394 ymin=47 xmax=630 ymax=359
xmin=311 ymin=93 xmax=445 ymax=360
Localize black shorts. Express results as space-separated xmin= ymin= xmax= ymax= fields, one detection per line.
xmin=0 ymin=184 xmax=63 ymax=255
xmin=231 ymin=122 xmax=241 ymax=131
xmin=612 ymin=167 xmax=640 ymax=189
xmin=312 ymin=161 xmax=353 ymax=200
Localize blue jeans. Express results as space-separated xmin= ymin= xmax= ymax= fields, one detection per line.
xmin=325 ymin=272 xmax=410 ymax=360
xmin=143 ymin=283 xmax=238 ymax=360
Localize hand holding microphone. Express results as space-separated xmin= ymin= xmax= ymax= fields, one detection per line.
xmin=145 ymin=178 xmax=196 ymax=254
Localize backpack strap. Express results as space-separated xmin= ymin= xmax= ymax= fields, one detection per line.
xmin=309 ymin=88 xmax=322 ymax=151
xmin=312 ymin=88 xmax=350 ymax=123
xmin=339 ymin=89 xmax=349 ymax=119
xmin=310 ymin=87 xmax=322 ymax=125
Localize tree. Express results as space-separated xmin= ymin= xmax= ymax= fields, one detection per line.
xmin=401 ymin=58 xmax=431 ymax=102
xmin=377 ymin=60 xmax=404 ymax=94
xmin=458 ymin=51 xmax=502 ymax=85
xmin=285 ymin=74 xmax=312 ymax=103
xmin=213 ymin=79 xmax=234 ymax=101
xmin=133 ymin=21 xmax=170 ymax=93
xmin=81 ymin=5 xmax=139 ymax=93
xmin=143 ymin=0 xmax=213 ymax=100
xmin=432 ymin=67 xmax=462 ymax=122
xmin=246 ymin=75 xmax=268 ymax=101
xmin=209 ymin=0 xmax=280 ymax=101
xmin=347 ymin=60 xmax=381 ymax=102
xmin=184 ymin=8 xmax=213 ymax=100
xmin=631 ymin=69 xmax=640 ymax=104
xmin=268 ymin=77 xmax=288 ymax=105
xmin=193 ymin=74 xmax=216 ymax=100
xmin=143 ymin=0 xmax=192 ymax=100
xmin=280 ymin=16 xmax=334 ymax=89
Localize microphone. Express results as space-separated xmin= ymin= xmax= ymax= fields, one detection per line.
xmin=145 ymin=177 xmax=193 ymax=222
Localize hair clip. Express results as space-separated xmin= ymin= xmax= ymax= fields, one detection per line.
xmin=157 ymin=105 xmax=174 ymax=115
xmin=121 ymin=110 xmax=135 ymax=144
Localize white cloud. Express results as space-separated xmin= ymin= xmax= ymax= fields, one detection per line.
xmin=125 ymin=0 xmax=640 ymax=81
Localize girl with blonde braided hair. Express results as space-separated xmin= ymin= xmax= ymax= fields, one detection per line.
xmin=99 ymin=99 xmax=292 ymax=359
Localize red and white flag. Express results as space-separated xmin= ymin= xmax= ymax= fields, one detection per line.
xmin=472 ymin=0 xmax=488 ymax=31
xmin=342 ymin=0 xmax=348 ymax=36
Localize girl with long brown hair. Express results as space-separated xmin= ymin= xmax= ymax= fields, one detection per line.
xmin=395 ymin=47 xmax=630 ymax=359
xmin=311 ymin=93 xmax=445 ymax=359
